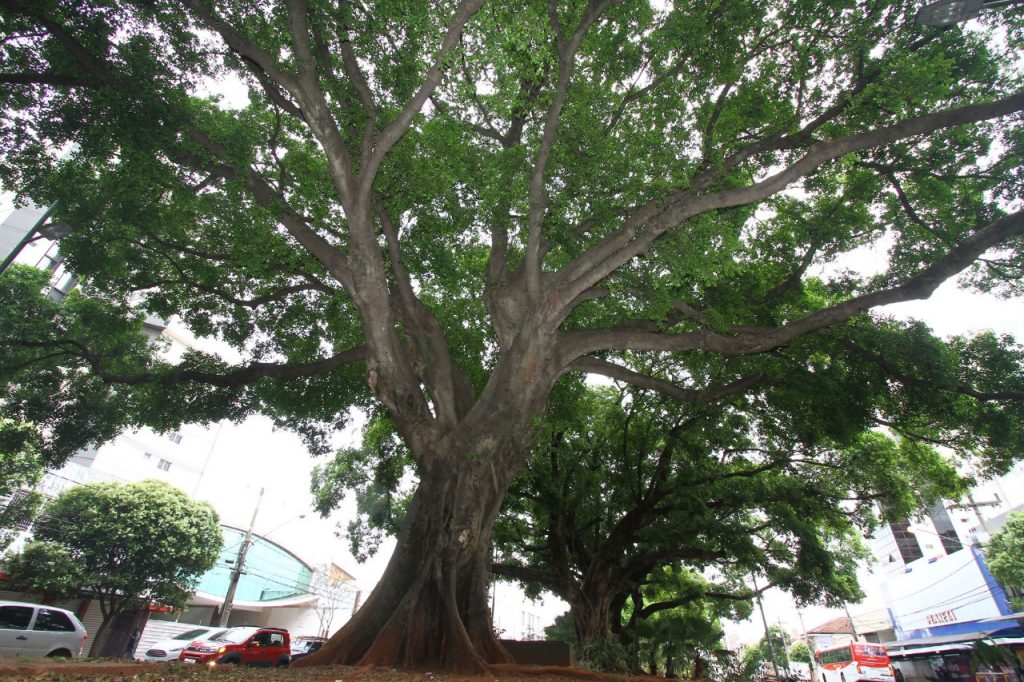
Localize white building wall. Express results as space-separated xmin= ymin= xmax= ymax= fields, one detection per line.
xmin=947 ymin=463 xmax=1024 ymax=543
xmin=270 ymin=603 xmax=355 ymax=638
xmin=81 ymin=424 xmax=220 ymax=499
xmin=860 ymin=456 xmax=1024 ymax=643
xmin=879 ymin=547 xmax=1005 ymax=639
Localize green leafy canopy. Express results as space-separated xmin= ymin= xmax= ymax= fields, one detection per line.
xmin=2 ymin=479 xmax=223 ymax=616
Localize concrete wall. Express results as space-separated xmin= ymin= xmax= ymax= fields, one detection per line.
xmin=499 ymin=639 xmax=572 ymax=666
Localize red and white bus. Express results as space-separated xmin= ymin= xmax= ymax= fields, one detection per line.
xmin=814 ymin=643 xmax=895 ymax=682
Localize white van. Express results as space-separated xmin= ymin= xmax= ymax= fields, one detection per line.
xmin=0 ymin=601 xmax=88 ymax=658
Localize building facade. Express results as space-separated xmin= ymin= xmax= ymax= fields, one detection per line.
xmin=865 ymin=461 xmax=1024 ymax=643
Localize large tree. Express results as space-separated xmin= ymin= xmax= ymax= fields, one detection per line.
xmin=324 ymin=332 xmax=976 ymax=651
xmin=1 ymin=0 xmax=1023 ymax=672
xmin=489 ymin=373 xmax=969 ymax=646
xmin=1 ymin=479 xmax=222 ymax=656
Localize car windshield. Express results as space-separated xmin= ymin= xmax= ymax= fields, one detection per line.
xmin=173 ymin=628 xmax=209 ymax=640
xmin=211 ymin=627 xmax=258 ymax=644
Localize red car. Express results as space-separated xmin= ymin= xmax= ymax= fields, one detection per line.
xmin=178 ymin=626 xmax=290 ymax=668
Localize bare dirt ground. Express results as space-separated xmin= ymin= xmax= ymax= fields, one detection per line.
xmin=0 ymin=660 xmax=635 ymax=682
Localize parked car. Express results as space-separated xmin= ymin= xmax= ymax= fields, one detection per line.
xmin=0 ymin=600 xmax=88 ymax=658
xmin=290 ymin=635 xmax=326 ymax=661
xmin=141 ymin=627 xmax=228 ymax=662
xmin=178 ymin=625 xmax=290 ymax=667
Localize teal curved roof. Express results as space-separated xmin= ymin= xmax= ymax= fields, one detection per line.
xmin=194 ymin=526 xmax=314 ymax=602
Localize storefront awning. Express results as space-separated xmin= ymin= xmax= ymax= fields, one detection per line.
xmin=888 ymin=627 xmax=1024 ymax=657
xmin=978 ymin=613 xmax=1024 ymax=625
xmin=890 ymin=644 xmax=977 ymax=658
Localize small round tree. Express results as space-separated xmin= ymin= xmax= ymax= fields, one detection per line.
xmin=2 ymin=479 xmax=222 ymax=656
xmin=789 ymin=641 xmax=812 ymax=664
xmin=986 ymin=511 xmax=1024 ymax=601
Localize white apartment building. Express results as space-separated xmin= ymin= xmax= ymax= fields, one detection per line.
xmin=864 ymin=461 xmax=1024 ymax=643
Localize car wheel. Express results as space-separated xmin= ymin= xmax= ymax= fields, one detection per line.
xmin=46 ymin=649 xmax=72 ymax=658
xmin=277 ymin=658 xmax=289 ymax=668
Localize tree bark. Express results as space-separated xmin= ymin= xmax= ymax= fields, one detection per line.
xmin=87 ymin=611 xmax=115 ymax=658
xmin=93 ymin=609 xmax=148 ymax=658
xmin=568 ymin=588 xmax=618 ymax=645
xmin=294 ymin=458 xmax=518 ymax=672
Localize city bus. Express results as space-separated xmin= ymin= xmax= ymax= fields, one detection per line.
xmin=815 ymin=642 xmax=895 ymax=682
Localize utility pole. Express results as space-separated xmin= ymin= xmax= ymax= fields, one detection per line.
xmin=843 ymin=603 xmax=861 ymax=642
xmin=217 ymin=487 xmax=263 ymax=627
xmin=797 ymin=607 xmax=816 ymax=680
xmin=753 ymin=575 xmax=782 ymax=681
xmin=950 ymin=493 xmax=999 ymax=537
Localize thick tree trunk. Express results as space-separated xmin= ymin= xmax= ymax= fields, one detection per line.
xmin=93 ymin=609 xmax=148 ymax=658
xmin=87 ymin=611 xmax=115 ymax=658
xmin=295 ymin=461 xmax=517 ymax=673
xmin=569 ymin=590 xmax=617 ymax=644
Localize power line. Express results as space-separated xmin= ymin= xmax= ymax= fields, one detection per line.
xmin=880 ymin=555 xmax=980 ymax=604
xmin=896 ymin=582 xmax=993 ymax=616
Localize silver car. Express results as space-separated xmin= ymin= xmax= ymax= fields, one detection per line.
xmin=141 ymin=627 xmax=228 ymax=662
xmin=0 ymin=601 xmax=88 ymax=658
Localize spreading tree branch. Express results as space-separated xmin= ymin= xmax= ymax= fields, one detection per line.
xmin=558 ymin=207 xmax=1024 ymax=362
xmin=558 ymin=91 xmax=1024 ymax=304
xmin=5 ymin=338 xmax=367 ymax=388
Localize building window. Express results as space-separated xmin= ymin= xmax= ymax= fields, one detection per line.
xmin=1 ymin=491 xmax=36 ymax=531
xmin=157 ymin=459 xmax=171 ymax=471
xmin=927 ymin=502 xmax=963 ymax=555
xmin=890 ymin=521 xmax=924 ymax=564
xmin=168 ymin=432 xmax=182 ymax=444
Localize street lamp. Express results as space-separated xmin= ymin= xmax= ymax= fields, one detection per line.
xmin=915 ymin=0 xmax=1024 ymax=26
xmin=0 ymin=202 xmax=73 ymax=275
xmin=261 ymin=513 xmax=307 ymax=539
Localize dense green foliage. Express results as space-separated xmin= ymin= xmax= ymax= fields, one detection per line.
xmin=742 ymin=626 xmax=793 ymax=681
xmin=0 ymin=1 xmax=1021 ymax=474
xmin=0 ymin=266 xmax=171 ymax=463
xmin=493 ymin=379 xmax=968 ymax=600
xmin=2 ymin=0 xmax=1024 ymax=670
xmin=322 ymin=375 xmax=969 ymax=654
xmin=986 ymin=510 xmax=1024 ymax=596
xmin=789 ymin=641 xmax=812 ymax=665
xmin=2 ymin=480 xmax=222 ymax=654
xmin=539 ymin=569 xmax=739 ymax=675
xmin=0 ymin=416 xmax=45 ymax=551
xmin=624 ymin=567 xmax=738 ymax=677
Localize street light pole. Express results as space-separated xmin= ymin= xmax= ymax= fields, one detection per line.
xmin=797 ymin=607 xmax=817 ymax=680
xmin=753 ymin=575 xmax=783 ymax=681
xmin=217 ymin=488 xmax=264 ymax=627
xmin=0 ymin=201 xmax=69 ymax=275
